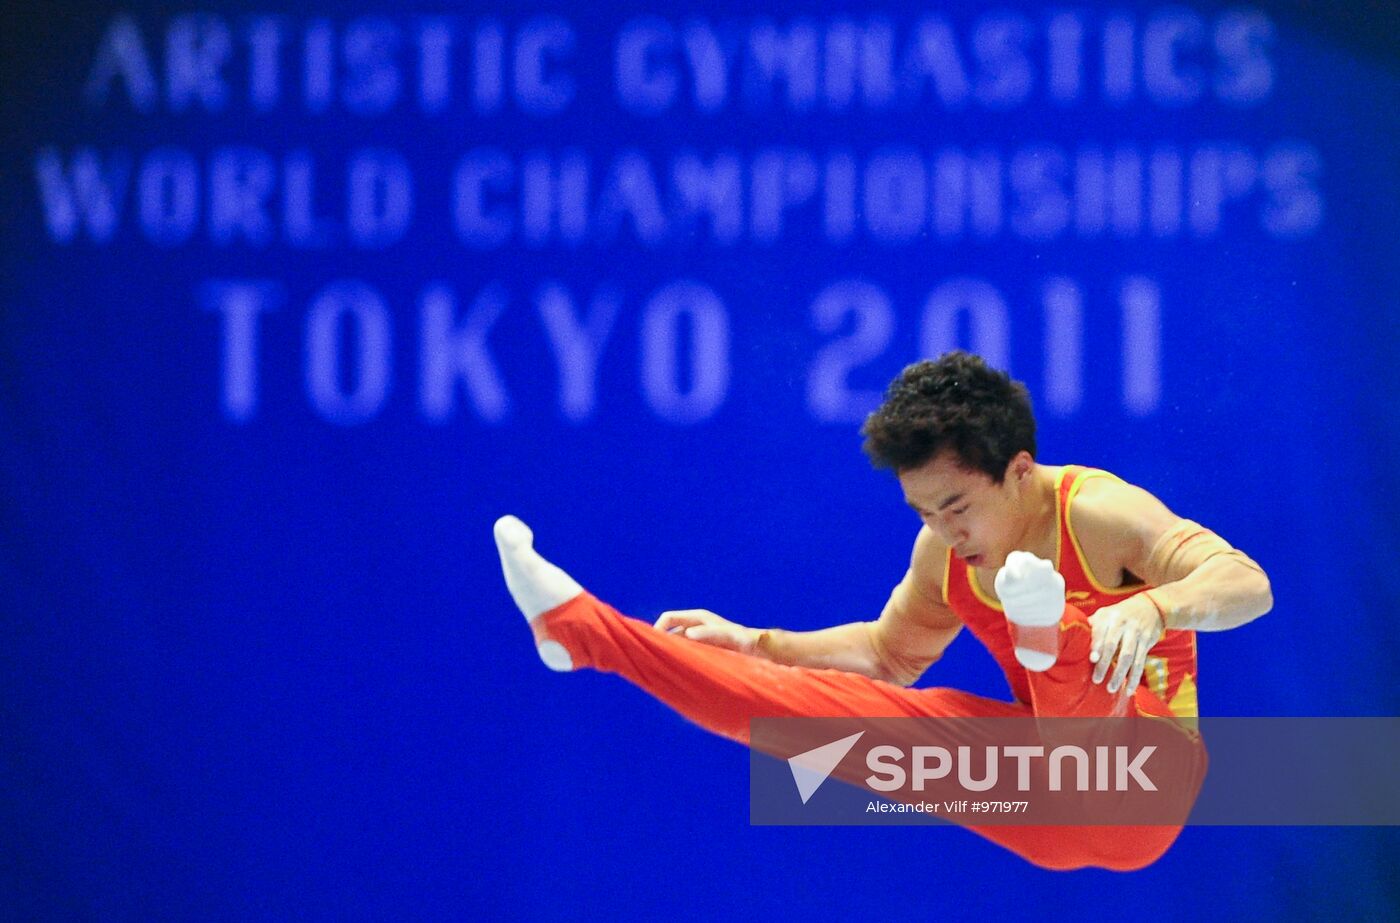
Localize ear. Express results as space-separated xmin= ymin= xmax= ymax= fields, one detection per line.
xmin=1007 ymin=451 xmax=1035 ymax=484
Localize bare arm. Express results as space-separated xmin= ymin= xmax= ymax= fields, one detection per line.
xmin=1132 ymin=517 xmax=1274 ymax=631
xmin=751 ymin=528 xmax=964 ymax=685
xmin=1076 ymin=478 xmax=1273 ymax=631
xmin=652 ymin=528 xmax=962 ymax=684
xmin=1073 ymin=477 xmax=1273 ymax=693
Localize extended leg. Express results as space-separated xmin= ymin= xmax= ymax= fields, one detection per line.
xmin=494 ymin=516 xmax=1017 ymax=739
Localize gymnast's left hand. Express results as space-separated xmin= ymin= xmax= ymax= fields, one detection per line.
xmin=1087 ymin=595 xmax=1165 ymax=695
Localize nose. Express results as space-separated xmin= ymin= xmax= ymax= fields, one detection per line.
xmin=928 ymin=519 xmax=966 ymax=546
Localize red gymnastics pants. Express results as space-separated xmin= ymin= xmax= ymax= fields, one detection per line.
xmin=532 ymin=592 xmax=1206 ymax=871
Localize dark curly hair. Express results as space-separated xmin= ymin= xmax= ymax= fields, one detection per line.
xmin=860 ymin=352 xmax=1036 ymax=480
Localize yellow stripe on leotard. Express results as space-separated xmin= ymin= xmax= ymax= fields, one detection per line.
xmin=1064 ymin=469 xmax=1141 ymax=597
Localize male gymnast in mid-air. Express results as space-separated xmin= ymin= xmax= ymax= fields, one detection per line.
xmin=494 ymin=351 xmax=1273 ymax=870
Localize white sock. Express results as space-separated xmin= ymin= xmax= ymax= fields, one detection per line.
xmin=493 ymin=516 xmax=584 ymax=620
xmin=494 ymin=516 xmax=583 ymax=672
xmin=994 ymin=550 xmax=1065 ymax=672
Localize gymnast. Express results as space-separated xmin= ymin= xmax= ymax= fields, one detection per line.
xmin=494 ymin=351 xmax=1272 ymax=869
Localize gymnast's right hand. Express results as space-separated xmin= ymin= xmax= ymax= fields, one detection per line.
xmin=653 ymin=609 xmax=760 ymax=654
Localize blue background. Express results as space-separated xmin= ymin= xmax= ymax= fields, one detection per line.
xmin=2 ymin=2 xmax=1397 ymax=919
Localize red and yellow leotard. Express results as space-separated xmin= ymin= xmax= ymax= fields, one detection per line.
xmin=942 ymin=465 xmax=1199 ymax=720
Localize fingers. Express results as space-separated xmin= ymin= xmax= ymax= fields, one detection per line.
xmin=654 ymin=609 xmax=712 ymax=632
xmin=1106 ymin=633 xmax=1142 ymax=694
xmin=683 ymin=624 xmax=733 ymax=647
xmin=1091 ymin=616 xmax=1126 ymax=682
xmin=1121 ymin=638 xmax=1151 ymax=699
xmin=654 ymin=610 xmax=746 ymax=650
xmin=1090 ymin=628 xmax=1147 ymax=695
xmin=1090 ymin=594 xmax=1163 ymax=694
xmin=654 ymin=612 xmax=693 ymax=632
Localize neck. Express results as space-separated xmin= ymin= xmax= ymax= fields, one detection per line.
xmin=1010 ymin=464 xmax=1059 ymax=554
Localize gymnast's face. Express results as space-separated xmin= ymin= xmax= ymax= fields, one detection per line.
xmin=898 ymin=450 xmax=1036 ymax=569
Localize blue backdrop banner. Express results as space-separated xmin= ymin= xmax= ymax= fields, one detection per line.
xmin=2 ymin=2 xmax=1398 ymax=919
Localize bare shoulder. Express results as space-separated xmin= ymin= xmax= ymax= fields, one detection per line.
xmin=909 ymin=524 xmax=951 ymax=598
xmin=1069 ymin=472 xmax=1183 ymax=577
xmin=888 ymin=525 xmax=961 ymax=629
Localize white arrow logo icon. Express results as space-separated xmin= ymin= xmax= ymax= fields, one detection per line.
xmin=787 ymin=732 xmax=865 ymax=804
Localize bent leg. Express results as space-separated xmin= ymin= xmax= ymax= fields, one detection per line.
xmin=1005 ymin=605 xmax=1207 ymax=868
xmin=976 ymin=824 xmax=1186 ymax=872
xmin=1025 ymin=603 xmax=1168 ymax=719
